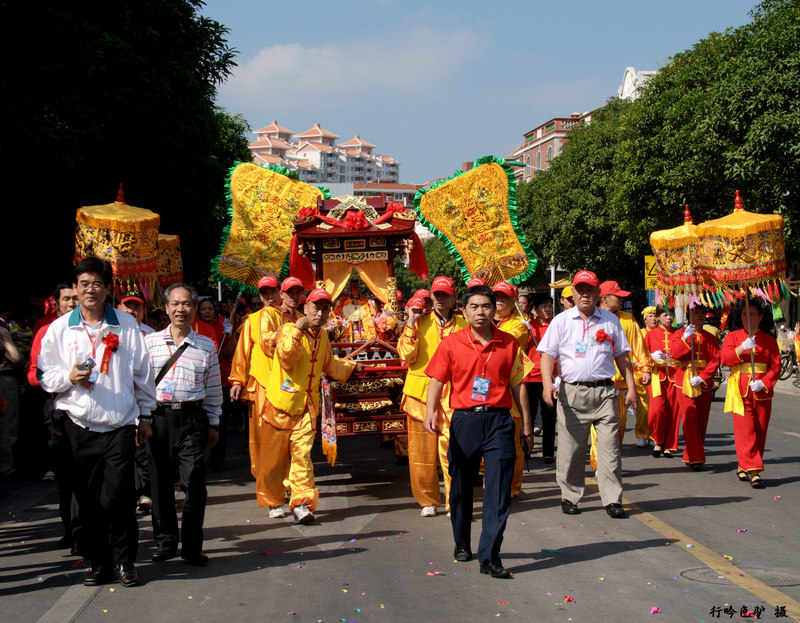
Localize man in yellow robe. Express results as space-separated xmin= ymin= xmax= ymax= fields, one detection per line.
xmin=398 ymin=277 xmax=466 ymax=517
xmin=492 ymin=281 xmax=530 ymax=497
xmin=229 ymin=276 xmax=283 ymax=514
xmin=260 ymin=288 xmax=361 ymax=524
xmin=589 ymin=282 xmax=653 ymax=470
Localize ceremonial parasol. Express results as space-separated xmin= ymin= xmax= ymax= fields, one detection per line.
xmin=212 ymin=162 xmax=330 ymax=294
xmin=696 ymin=190 xmax=788 ymax=376
xmin=649 ymin=205 xmax=706 ymax=307
xmin=156 ymin=234 xmax=183 ymax=288
xmin=74 ymin=184 xmax=160 ymax=302
xmin=414 ymin=156 xmax=537 ymax=286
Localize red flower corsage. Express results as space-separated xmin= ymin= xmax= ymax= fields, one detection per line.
xmin=102 ymin=332 xmax=120 ymax=352
xmin=595 ymin=328 xmax=615 ymax=349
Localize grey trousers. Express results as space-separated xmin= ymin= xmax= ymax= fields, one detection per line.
xmin=556 ymin=382 xmax=622 ymax=506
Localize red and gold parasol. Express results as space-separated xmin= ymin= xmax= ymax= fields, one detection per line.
xmin=74 ymin=184 xmax=160 ymax=301
xmin=156 ymin=234 xmax=183 ymax=287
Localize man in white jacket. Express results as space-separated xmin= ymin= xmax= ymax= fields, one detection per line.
xmin=39 ymin=257 xmax=156 ymax=587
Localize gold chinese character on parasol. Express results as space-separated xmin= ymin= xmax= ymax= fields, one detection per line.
xmin=415 ymin=156 xmax=536 ymax=286
xmin=74 ymin=184 xmax=160 ymax=301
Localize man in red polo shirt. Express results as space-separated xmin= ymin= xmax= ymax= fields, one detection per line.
xmin=424 ymin=284 xmax=533 ymax=579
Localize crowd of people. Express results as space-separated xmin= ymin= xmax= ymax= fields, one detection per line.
xmin=0 ymin=257 xmax=787 ymax=585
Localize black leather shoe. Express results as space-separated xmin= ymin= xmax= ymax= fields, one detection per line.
xmin=561 ymin=499 xmax=581 ymax=515
xmin=116 ymin=564 xmax=138 ymax=587
xmin=181 ymin=552 xmax=209 ymax=566
xmin=83 ymin=568 xmax=114 ymax=586
xmin=479 ymin=561 xmax=511 ymax=578
xmin=56 ymin=536 xmax=73 ymax=549
xmin=605 ymin=503 xmax=628 ymax=519
xmin=151 ymin=549 xmax=177 ymax=562
xmin=453 ymin=546 xmax=472 ymax=562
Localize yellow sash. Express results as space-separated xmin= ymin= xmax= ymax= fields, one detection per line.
xmin=673 ymin=360 xmax=708 ymax=398
xmin=724 ymin=362 xmax=769 ymax=416
xmin=650 ymin=361 xmax=676 ymax=398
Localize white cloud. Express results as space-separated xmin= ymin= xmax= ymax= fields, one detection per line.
xmin=220 ymin=27 xmax=486 ymax=106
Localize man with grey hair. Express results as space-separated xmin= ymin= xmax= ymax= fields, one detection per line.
xmin=145 ymin=282 xmax=222 ymax=566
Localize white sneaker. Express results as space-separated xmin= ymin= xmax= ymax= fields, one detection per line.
xmin=447 ymin=511 xmax=451 ymax=517
xmin=268 ymin=506 xmax=286 ymax=518
xmin=137 ymin=496 xmax=152 ymax=513
xmin=293 ymin=502 xmax=315 ymax=525
xmin=42 ymin=471 xmax=55 ymax=481
xmin=636 ymin=438 xmax=647 ymax=448
xmin=533 ymin=427 xmax=542 ymax=436
xmin=420 ymin=505 xmax=437 ymax=517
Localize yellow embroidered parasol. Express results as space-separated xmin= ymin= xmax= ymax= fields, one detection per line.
xmin=649 ymin=205 xmax=707 ymax=307
xmin=213 ymin=162 xmax=329 ymax=293
xmin=74 ymin=184 xmax=160 ymax=301
xmin=156 ymin=234 xmax=183 ymax=287
xmin=415 ymin=156 xmax=536 ymax=286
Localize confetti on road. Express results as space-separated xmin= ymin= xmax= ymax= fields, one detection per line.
xmin=564 ymin=596 xmax=575 ymax=603
xmin=650 ymin=607 xmax=661 ymax=614
xmin=541 ymin=549 xmax=562 ymax=553
xmin=498 ymin=601 xmax=509 ymax=605
xmin=686 ymin=544 xmax=694 ymax=548
xmin=736 ymin=529 xmax=747 ymax=533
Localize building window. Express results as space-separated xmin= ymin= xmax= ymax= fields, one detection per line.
xmin=536 ymin=151 xmax=541 ymax=169
xmin=545 ymin=122 xmax=555 ymax=134
xmin=525 ymin=155 xmax=530 ymax=166
xmin=546 ymin=146 xmax=553 ymax=166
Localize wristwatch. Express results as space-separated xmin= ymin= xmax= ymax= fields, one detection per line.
xmin=138 ymin=415 xmax=153 ymax=423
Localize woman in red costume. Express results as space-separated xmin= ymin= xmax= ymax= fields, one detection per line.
xmin=644 ymin=305 xmax=678 ymax=457
xmin=669 ymin=304 xmax=720 ymax=470
xmin=720 ymin=298 xmax=780 ymax=488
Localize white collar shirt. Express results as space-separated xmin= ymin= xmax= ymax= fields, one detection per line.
xmin=145 ymin=327 xmax=223 ymax=425
xmin=536 ymin=305 xmax=631 ymax=383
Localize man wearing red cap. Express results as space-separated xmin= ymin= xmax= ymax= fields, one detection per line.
xmin=537 ymin=270 xmax=635 ymax=519
xmin=492 ymin=281 xmax=529 ymax=496
xmin=261 ymin=288 xmax=362 ymax=524
xmin=229 ymin=275 xmax=284 ymax=516
xmin=398 ymin=276 xmax=467 ymax=517
xmin=588 ymin=281 xmax=654 ymax=469
xmin=413 ymin=289 xmax=433 ymax=313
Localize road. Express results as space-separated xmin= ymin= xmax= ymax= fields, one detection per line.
xmin=2 ymin=379 xmax=799 ymax=623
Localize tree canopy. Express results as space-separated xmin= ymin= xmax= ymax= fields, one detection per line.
xmin=517 ymin=0 xmax=799 ymax=305
xmin=0 ymin=0 xmax=251 ymax=296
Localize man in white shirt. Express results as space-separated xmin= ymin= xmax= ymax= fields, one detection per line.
xmin=38 ymin=257 xmax=156 ymax=587
xmin=537 ymin=271 xmax=636 ymax=519
xmin=145 ymin=283 xmax=222 ymax=566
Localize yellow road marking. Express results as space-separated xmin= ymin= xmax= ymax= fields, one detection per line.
xmin=600 ymin=479 xmax=800 ymax=622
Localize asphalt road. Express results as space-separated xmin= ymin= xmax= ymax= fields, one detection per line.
xmin=2 ymin=379 xmax=799 ymax=623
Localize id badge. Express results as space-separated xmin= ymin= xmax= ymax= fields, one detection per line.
xmin=575 ymin=341 xmax=587 ymax=359
xmin=159 ymin=379 xmax=176 ymax=402
xmin=85 ymin=369 xmax=99 ymax=389
xmin=471 ymin=376 xmax=490 ymax=401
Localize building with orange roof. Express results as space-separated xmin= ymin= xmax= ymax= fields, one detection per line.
xmin=247 ymin=121 xmax=400 ymax=185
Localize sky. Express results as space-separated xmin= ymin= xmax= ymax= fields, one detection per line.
xmin=202 ymin=0 xmax=757 ymax=185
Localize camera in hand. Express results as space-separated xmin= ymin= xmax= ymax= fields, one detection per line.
xmin=77 ymin=357 xmax=96 ymax=371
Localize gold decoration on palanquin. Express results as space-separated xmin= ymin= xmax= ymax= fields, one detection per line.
xmin=216 ymin=163 xmax=325 ymax=291
xmin=74 ymin=184 xmax=160 ymax=299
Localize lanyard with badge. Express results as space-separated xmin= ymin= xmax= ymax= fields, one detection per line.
xmin=158 ymin=341 xmax=181 ymax=402
xmin=82 ymin=321 xmax=104 ymax=389
xmin=470 ymin=334 xmax=495 ymax=402
xmin=576 ymin=316 xmax=598 ymax=359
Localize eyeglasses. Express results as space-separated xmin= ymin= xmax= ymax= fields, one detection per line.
xmin=77 ymin=280 xmax=105 ymax=291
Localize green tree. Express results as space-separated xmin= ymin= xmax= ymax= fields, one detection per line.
xmin=0 ymin=0 xmax=249 ymax=295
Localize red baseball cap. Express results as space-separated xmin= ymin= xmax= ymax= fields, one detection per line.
xmin=281 ymin=276 xmax=304 ymax=292
xmin=258 ymin=275 xmax=279 ymax=290
xmin=413 ymin=288 xmax=432 ymax=299
xmin=431 ymin=276 xmax=455 ymax=295
xmin=407 ymin=296 xmax=427 ymax=310
xmin=306 ymin=288 xmax=332 ymax=304
xmin=492 ymin=281 xmax=518 ymax=297
xmin=572 ymin=270 xmax=600 ymax=287
xmin=467 ymin=277 xmax=487 ymax=288
xmin=396 ymin=289 xmax=403 ymax=301
xmin=599 ymin=280 xmax=631 ymax=298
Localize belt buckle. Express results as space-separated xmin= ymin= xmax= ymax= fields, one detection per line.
xmin=171 ymin=402 xmax=182 ymax=410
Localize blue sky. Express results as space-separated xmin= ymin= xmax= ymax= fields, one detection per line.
xmin=203 ymin=0 xmax=757 ymax=184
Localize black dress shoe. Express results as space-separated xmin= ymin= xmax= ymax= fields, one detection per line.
xmin=605 ymin=503 xmax=628 ymax=519
xmin=662 ymin=449 xmax=674 ymax=458
xmin=181 ymin=552 xmax=209 ymax=566
xmin=688 ymin=463 xmax=703 ymax=471
xmin=652 ymin=445 xmax=663 ymax=458
xmin=479 ymin=561 xmax=511 ymax=578
xmin=453 ymin=546 xmax=472 ymax=562
xmin=543 ymin=456 xmax=555 ymax=464
xmin=116 ymin=563 xmax=139 ymax=587
xmin=561 ymin=499 xmax=581 ymax=515
xmin=83 ymin=568 xmax=114 ymax=586
xmin=151 ymin=549 xmax=177 ymax=562
xmin=56 ymin=536 xmax=73 ymax=549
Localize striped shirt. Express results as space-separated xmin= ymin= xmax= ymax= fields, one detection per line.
xmin=145 ymin=327 xmax=223 ymax=425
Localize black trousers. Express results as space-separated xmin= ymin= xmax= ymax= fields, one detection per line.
xmin=526 ymin=382 xmax=557 ymax=458
xmin=147 ymin=405 xmax=208 ymax=556
xmin=448 ymin=408 xmax=515 ymax=565
xmin=63 ymin=417 xmax=138 ymax=571
xmin=49 ymin=408 xmax=81 ymax=547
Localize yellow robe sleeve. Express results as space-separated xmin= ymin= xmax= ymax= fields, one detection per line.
xmin=258 ymin=307 xmax=281 ymax=359
xmin=228 ymin=316 xmax=252 ymax=386
xmin=275 ymin=325 xmax=306 ymax=370
xmin=396 ymin=324 xmax=419 ymax=364
xmin=322 ymin=346 xmax=357 ymax=383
